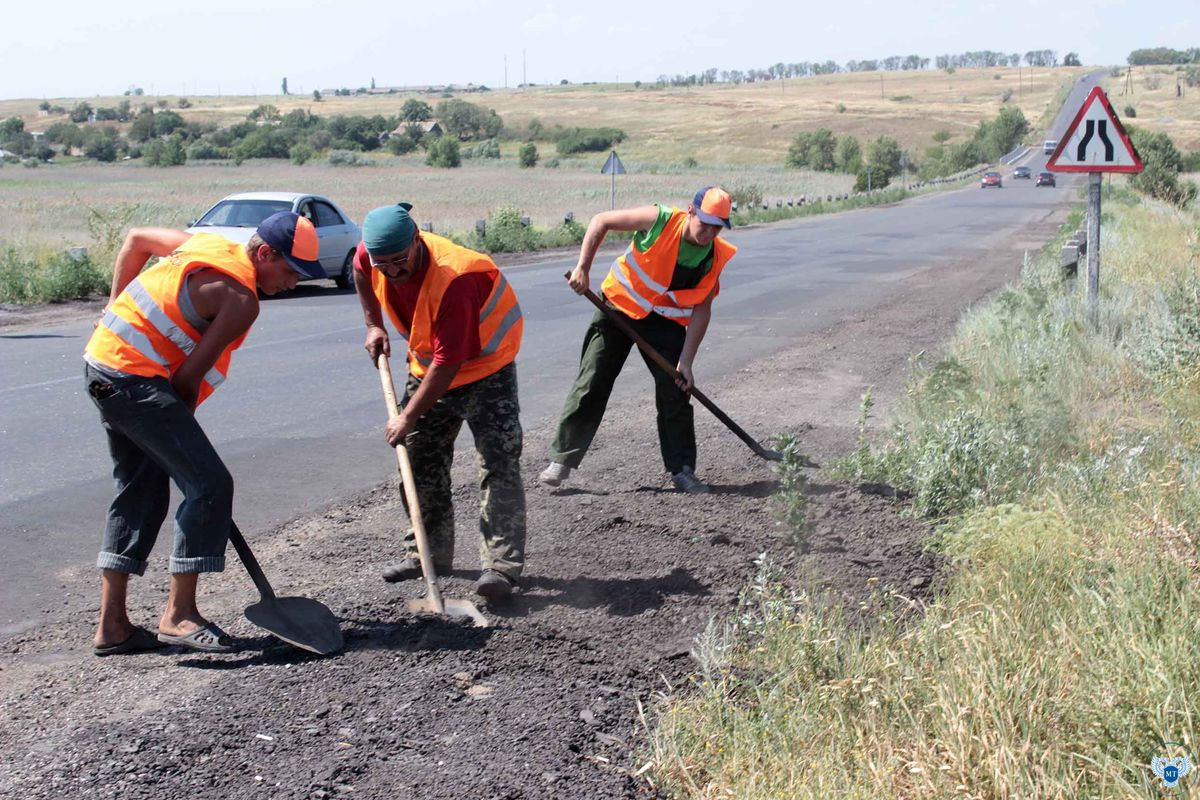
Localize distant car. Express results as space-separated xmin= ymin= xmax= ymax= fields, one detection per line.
xmin=1036 ymin=171 xmax=1056 ymax=187
xmin=1043 ymin=139 xmax=1058 ymax=155
xmin=1012 ymin=166 xmax=1032 ymax=179
xmin=186 ymin=192 xmax=361 ymax=289
xmin=981 ymin=171 xmax=1003 ymax=188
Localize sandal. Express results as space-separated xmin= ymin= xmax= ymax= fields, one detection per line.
xmin=156 ymin=622 xmax=236 ymax=653
xmin=93 ymin=626 xmax=165 ymax=657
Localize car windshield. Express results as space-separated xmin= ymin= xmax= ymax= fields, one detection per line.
xmin=985 ymin=172 xmax=999 ymax=177
xmin=194 ymin=199 xmax=293 ymax=228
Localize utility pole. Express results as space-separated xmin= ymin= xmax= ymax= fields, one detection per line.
xmin=504 ymin=54 xmax=507 ymax=89
xmin=879 ymin=73 xmax=884 ymax=99
xmin=522 ymin=49 xmax=527 ymax=89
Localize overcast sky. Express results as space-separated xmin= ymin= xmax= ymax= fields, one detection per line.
xmin=1 ymin=0 xmax=1194 ymax=100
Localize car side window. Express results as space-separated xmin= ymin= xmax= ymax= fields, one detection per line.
xmin=313 ymin=201 xmax=345 ymax=229
xmin=297 ymin=201 xmax=316 ymax=225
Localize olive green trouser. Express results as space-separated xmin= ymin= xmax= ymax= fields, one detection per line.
xmin=400 ymin=362 xmax=525 ymax=580
xmin=549 ymin=307 xmax=695 ymax=474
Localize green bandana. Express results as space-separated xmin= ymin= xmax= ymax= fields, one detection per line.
xmin=363 ymin=202 xmax=416 ymax=255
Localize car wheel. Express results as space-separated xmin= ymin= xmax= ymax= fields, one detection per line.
xmin=335 ymin=251 xmax=355 ymax=290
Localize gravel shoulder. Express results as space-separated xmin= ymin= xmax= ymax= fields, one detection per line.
xmin=0 ymin=203 xmax=1071 ymax=799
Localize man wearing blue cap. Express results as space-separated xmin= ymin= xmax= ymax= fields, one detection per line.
xmin=540 ymin=187 xmax=738 ymax=494
xmin=352 ymin=203 xmax=525 ymax=603
xmin=83 ymin=212 xmax=325 ymax=655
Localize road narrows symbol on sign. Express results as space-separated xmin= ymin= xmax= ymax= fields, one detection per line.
xmin=1047 ymin=86 xmax=1142 ymax=173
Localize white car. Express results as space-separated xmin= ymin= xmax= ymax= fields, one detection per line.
xmin=186 ymin=192 xmax=361 ymax=289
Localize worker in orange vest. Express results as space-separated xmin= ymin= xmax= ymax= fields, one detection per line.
xmin=83 ymin=212 xmax=325 ymax=655
xmin=353 ymin=203 xmax=525 ymax=604
xmin=540 ymin=187 xmax=737 ymax=494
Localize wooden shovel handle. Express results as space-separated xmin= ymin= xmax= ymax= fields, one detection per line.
xmin=376 ymin=353 xmax=445 ymax=613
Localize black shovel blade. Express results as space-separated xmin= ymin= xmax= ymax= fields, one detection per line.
xmin=245 ymin=595 xmax=344 ymax=655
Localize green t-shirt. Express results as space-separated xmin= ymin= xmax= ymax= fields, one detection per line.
xmin=633 ymin=204 xmax=713 ymax=291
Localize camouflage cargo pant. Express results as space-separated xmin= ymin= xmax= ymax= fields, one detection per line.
xmin=399 ymin=361 xmax=525 ymax=580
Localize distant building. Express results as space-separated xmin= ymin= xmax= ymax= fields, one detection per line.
xmin=385 ymin=119 xmax=443 ymax=141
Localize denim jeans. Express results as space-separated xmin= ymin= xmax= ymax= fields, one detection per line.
xmin=85 ymin=363 xmax=232 ymax=575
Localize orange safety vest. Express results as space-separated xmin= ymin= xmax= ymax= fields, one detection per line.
xmin=84 ymin=234 xmax=258 ymax=406
xmin=370 ymin=233 xmax=522 ymax=389
xmin=601 ymin=208 xmax=736 ymax=326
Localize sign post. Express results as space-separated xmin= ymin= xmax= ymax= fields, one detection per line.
xmin=1046 ymin=86 xmax=1143 ymax=317
xmin=601 ymin=150 xmax=626 ymax=210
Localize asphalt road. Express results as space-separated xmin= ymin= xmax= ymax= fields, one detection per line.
xmin=0 ymin=73 xmax=1101 ymax=630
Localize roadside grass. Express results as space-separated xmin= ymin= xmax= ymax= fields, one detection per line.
xmin=0 ymin=244 xmax=107 ymax=304
xmin=650 ymin=187 xmax=1200 ymax=797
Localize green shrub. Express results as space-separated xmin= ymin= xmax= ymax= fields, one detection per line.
xmin=463 ymin=138 xmax=500 ymax=159
xmin=289 ymin=144 xmax=314 ymax=165
xmin=143 ymin=135 xmax=186 ymax=167
xmin=728 ymin=184 xmax=763 ymax=209
xmin=835 ymin=135 xmax=862 ymax=173
xmin=681 ymin=156 xmax=698 ymax=168
xmin=186 ymin=141 xmax=226 ymax=160
xmin=555 ymin=126 xmax=625 ymax=155
xmin=542 ymin=157 xmax=559 ymax=168
xmin=386 ymin=132 xmax=420 ymax=155
xmin=435 ymin=98 xmax=502 ymax=140
xmin=1123 ymin=104 xmax=1136 ymax=118
xmin=518 ymin=142 xmax=538 ymax=168
xmin=0 ymin=245 xmax=108 ymax=304
xmin=482 ymin=207 xmax=536 ymax=252
xmin=1128 ymin=127 xmax=1198 ymax=207
xmin=328 ymin=149 xmax=368 ymax=166
xmin=425 ymin=137 xmax=461 ymax=168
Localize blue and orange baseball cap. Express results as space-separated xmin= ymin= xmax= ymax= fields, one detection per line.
xmin=256 ymin=211 xmax=325 ymax=279
xmin=692 ymin=186 xmax=732 ymax=229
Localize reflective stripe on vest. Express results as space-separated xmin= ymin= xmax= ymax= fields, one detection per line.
xmin=608 ymin=246 xmax=694 ymax=320
xmin=123 ymin=279 xmax=225 ymax=389
xmin=371 ymin=233 xmax=522 ymax=387
xmin=409 ymin=273 xmax=523 ymax=367
xmin=83 ymin=233 xmax=256 ymax=404
xmin=600 ymin=209 xmax=736 ymax=327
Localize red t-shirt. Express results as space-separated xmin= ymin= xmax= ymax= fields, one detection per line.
xmin=354 ymin=241 xmax=491 ymax=365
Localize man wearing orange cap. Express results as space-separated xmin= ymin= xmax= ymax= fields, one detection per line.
xmin=83 ymin=211 xmax=325 ymax=655
xmin=540 ymin=187 xmax=738 ymax=494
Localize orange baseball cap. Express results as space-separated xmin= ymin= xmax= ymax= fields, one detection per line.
xmin=256 ymin=212 xmax=325 ymax=278
xmin=692 ymin=186 xmax=732 ymax=229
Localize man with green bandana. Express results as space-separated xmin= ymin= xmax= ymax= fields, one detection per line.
xmin=352 ymin=202 xmax=525 ymax=604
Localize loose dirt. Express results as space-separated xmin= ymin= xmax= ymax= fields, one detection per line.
xmin=0 ymin=217 xmax=1056 ymax=798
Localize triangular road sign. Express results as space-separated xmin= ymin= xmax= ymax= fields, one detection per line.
xmin=1047 ymin=86 xmax=1143 ymax=173
xmin=600 ymin=150 xmax=626 ymax=175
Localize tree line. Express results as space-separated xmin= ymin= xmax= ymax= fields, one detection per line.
xmin=1 ymin=97 xmax=625 ymax=169
xmin=655 ymin=48 xmax=1073 ymax=86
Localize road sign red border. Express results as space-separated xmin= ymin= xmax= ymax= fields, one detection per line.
xmin=1047 ymin=86 xmax=1143 ymax=173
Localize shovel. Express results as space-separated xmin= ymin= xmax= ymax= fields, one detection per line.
xmin=227 ymin=523 xmax=344 ymax=655
xmin=570 ymin=276 xmax=791 ymax=463
xmin=376 ymin=352 xmax=489 ymax=628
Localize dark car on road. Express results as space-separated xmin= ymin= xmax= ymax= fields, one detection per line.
xmin=1012 ymin=166 xmax=1031 ymax=179
xmin=981 ymin=171 xmax=1003 ymax=188
xmin=1036 ymin=171 xmax=1056 ymax=187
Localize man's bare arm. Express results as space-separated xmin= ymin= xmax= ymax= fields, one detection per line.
xmin=108 ymin=228 xmax=191 ymax=304
xmin=567 ymin=205 xmax=660 ymax=294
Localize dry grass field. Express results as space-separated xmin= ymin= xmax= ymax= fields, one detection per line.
xmin=0 ymin=66 xmax=1087 ymax=251
xmin=0 ymin=158 xmax=856 ymax=251
xmin=1098 ymin=66 xmax=1200 ymax=151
